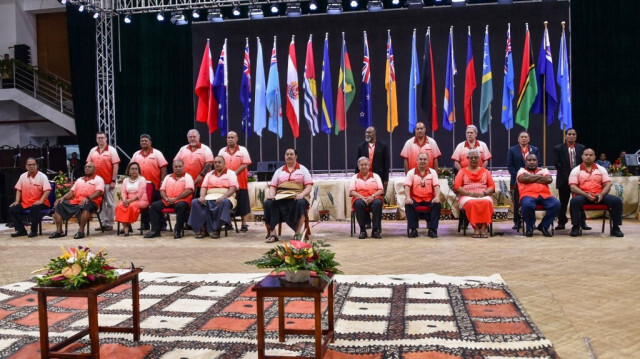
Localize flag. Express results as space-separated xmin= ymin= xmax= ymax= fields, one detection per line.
xmin=303 ymin=35 xmax=320 ymax=136
xmin=212 ymin=40 xmax=228 ymax=136
xmin=515 ymin=24 xmax=538 ymax=130
xmin=286 ymin=36 xmax=300 ymax=138
xmin=359 ymin=31 xmax=372 ymax=128
xmin=385 ymin=31 xmax=398 ymax=133
xmin=254 ymin=37 xmax=267 ymax=136
xmin=531 ymin=24 xmax=558 ymax=125
xmin=464 ymin=28 xmax=476 ymax=126
xmin=266 ymin=38 xmax=283 ymax=138
xmin=557 ymin=25 xmax=572 ymax=130
xmin=240 ymin=39 xmax=252 ymax=137
xmin=194 ymin=40 xmax=218 ymax=134
xmin=420 ymin=28 xmax=437 ymax=132
xmin=320 ymin=35 xmax=334 ymax=135
xmin=335 ymin=34 xmax=355 ymax=135
xmin=442 ymin=27 xmax=457 ymax=131
xmin=408 ymin=29 xmax=420 ymax=133
xmin=501 ymin=25 xmax=515 ymax=131
xmin=479 ymin=26 xmax=493 ymax=134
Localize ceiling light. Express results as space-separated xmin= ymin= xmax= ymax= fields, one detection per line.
xmin=207 ymin=9 xmax=223 ymax=22
xmin=405 ymin=0 xmax=423 ymax=9
xmin=327 ymin=1 xmax=342 ymax=14
xmin=60 ymin=0 xmax=67 ymax=4
xmin=192 ymin=9 xmax=200 ymax=19
xmin=350 ymin=0 xmax=358 ymax=8
xmin=391 ymin=0 xmax=400 ymax=5
xmin=309 ymin=0 xmax=318 ymax=11
xmin=367 ymin=0 xmax=383 ymax=12
xmin=232 ymin=5 xmax=241 ymax=16
xmin=78 ymin=4 xmax=85 ymax=12
xmin=123 ymin=14 xmax=132 ymax=23
xmin=249 ymin=6 xmax=264 ymax=19
xmin=170 ymin=12 xmax=187 ymax=25
xmin=93 ymin=11 xmax=100 ymax=19
xmin=156 ymin=12 xmax=165 ymax=21
xmin=451 ymin=0 xmax=466 ymax=7
xmin=270 ymin=4 xmax=279 ymax=14
xmin=286 ymin=3 xmax=301 ymax=17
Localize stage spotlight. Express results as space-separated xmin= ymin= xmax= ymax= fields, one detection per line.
xmin=391 ymin=0 xmax=400 ymax=5
xmin=350 ymin=0 xmax=358 ymax=9
xmin=170 ymin=12 xmax=188 ymax=25
xmin=249 ymin=6 xmax=264 ymax=19
xmin=124 ymin=14 xmax=132 ymax=23
xmin=93 ymin=11 xmax=99 ymax=19
xmin=157 ymin=12 xmax=165 ymax=21
xmin=207 ymin=9 xmax=223 ymax=22
xmin=232 ymin=6 xmax=241 ymax=16
xmin=405 ymin=0 xmax=423 ymax=9
xmin=367 ymin=0 xmax=383 ymax=12
xmin=286 ymin=3 xmax=301 ymax=17
xmin=327 ymin=0 xmax=342 ymax=14
xmin=60 ymin=0 xmax=67 ymax=4
xmin=451 ymin=0 xmax=466 ymax=7
xmin=497 ymin=0 xmax=513 ymax=4
xmin=309 ymin=0 xmax=318 ymax=11
xmin=270 ymin=4 xmax=279 ymax=14
xmin=78 ymin=4 xmax=85 ymax=12
xmin=192 ymin=10 xmax=200 ymax=19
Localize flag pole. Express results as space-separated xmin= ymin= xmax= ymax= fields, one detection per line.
xmin=342 ymin=32 xmax=348 ymax=174
xmin=258 ymin=36 xmax=263 ymax=162
xmin=309 ymin=34 xmax=314 ymax=175
xmin=507 ymin=24 xmax=511 ymax=152
xmin=224 ymin=39 xmax=229 ymax=140
xmin=468 ymin=26 xmax=474 ymax=126
xmin=489 ymin=104 xmax=493 ymax=170
xmin=327 ymin=133 xmax=331 ymax=174
xmin=245 ymin=37 xmax=249 ymax=147
xmin=274 ymin=36 xmax=280 ymax=160
xmin=561 ymin=21 xmax=567 ymax=144
xmin=542 ymin=21 xmax=548 ymax=167
xmin=387 ymin=29 xmax=393 ymax=172
xmin=451 ymin=26 xmax=455 ymax=155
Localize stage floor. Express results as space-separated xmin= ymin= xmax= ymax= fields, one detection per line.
xmin=1 ymin=219 xmax=639 ymax=358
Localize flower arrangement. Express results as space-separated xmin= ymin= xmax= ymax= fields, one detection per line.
xmin=53 ymin=171 xmax=73 ymax=199
xmin=255 ymin=188 xmax=266 ymax=208
xmin=436 ymin=167 xmax=453 ymax=179
xmin=247 ymin=171 xmax=257 ymax=182
xmin=245 ymin=240 xmax=342 ymax=281
xmin=33 ymin=245 xmax=118 ymax=289
xmin=493 ymin=180 xmax=511 ymax=206
xmin=608 ymin=160 xmax=632 ymax=177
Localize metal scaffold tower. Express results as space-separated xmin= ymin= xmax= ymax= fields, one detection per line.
xmin=95 ymin=13 xmax=117 ymax=147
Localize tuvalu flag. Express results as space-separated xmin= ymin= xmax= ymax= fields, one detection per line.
xmin=442 ymin=26 xmax=457 ymax=132
xmin=385 ymin=30 xmax=398 ymax=133
xmin=420 ymin=27 xmax=437 ymax=132
xmin=320 ymin=34 xmax=334 ymax=135
xmin=359 ymin=31 xmax=372 ymax=128
xmin=195 ymin=40 xmax=218 ymax=134
xmin=501 ymin=24 xmax=515 ymax=131
xmin=240 ymin=38 xmax=252 ymax=137
xmin=531 ymin=23 xmax=558 ymax=125
xmin=515 ymin=23 xmax=538 ymax=130
xmin=479 ymin=26 xmax=493 ymax=134
xmin=212 ymin=39 xmax=228 ymax=136
xmin=335 ymin=33 xmax=355 ymax=135
xmin=286 ymin=36 xmax=300 ymax=138
xmin=303 ymin=34 xmax=320 ymax=136
xmin=464 ymin=27 xmax=476 ymax=126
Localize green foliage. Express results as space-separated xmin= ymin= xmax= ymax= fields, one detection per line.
xmin=34 ymin=246 xmax=118 ymax=290
xmin=53 ymin=172 xmax=72 ymax=199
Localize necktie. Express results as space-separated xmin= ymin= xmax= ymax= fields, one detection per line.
xmin=569 ymin=147 xmax=576 ymax=168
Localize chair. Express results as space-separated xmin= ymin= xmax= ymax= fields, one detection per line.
xmin=117 ymin=182 xmax=154 ymax=236
xmin=64 ymin=195 xmax=105 ymax=236
xmin=224 ymin=206 xmax=240 ymax=237
xmin=22 ymin=181 xmax=56 ymax=235
xmin=264 ymin=208 xmax=311 ymax=240
xmin=517 ymin=204 xmax=555 ymax=235
xmin=580 ymin=204 xmax=611 ymax=234
xmin=162 ymin=207 xmax=189 ymax=237
xmin=350 ymin=206 xmax=371 ymax=237
xmin=457 ymin=208 xmax=493 ymax=237
xmin=406 ymin=205 xmax=432 ymax=237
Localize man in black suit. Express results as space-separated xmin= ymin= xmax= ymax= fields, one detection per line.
xmin=553 ymin=128 xmax=588 ymax=230
xmin=507 ymin=131 xmax=540 ymax=230
xmin=355 ymin=126 xmax=390 ymax=193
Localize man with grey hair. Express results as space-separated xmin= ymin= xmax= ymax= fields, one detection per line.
xmin=349 ymin=156 xmax=385 ymax=239
xmin=173 ymin=129 xmax=214 ymax=188
xmin=404 ymin=152 xmax=441 ymax=238
xmin=451 ymin=124 xmax=492 ymax=170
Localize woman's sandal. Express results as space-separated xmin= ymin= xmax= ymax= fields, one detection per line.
xmin=266 ymin=235 xmax=279 ymax=243
xmin=472 ymin=233 xmax=482 ymax=238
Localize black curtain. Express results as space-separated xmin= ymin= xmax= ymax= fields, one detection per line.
xmin=571 ymin=0 xmax=640 ymax=160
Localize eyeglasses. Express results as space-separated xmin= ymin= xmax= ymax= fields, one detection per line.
xmin=85 ymin=166 xmax=95 ymax=169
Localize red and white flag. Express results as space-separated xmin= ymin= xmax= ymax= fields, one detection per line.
xmin=286 ymin=36 xmax=300 ymax=138
xmin=194 ymin=40 xmax=218 ymax=134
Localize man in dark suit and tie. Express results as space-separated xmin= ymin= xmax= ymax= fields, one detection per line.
xmin=553 ymin=128 xmax=588 ymax=230
xmin=507 ymin=131 xmax=540 ymax=230
xmin=355 ymin=126 xmax=390 ymax=193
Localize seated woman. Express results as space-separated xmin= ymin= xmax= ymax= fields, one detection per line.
xmin=115 ymin=162 xmax=149 ymax=236
xmin=264 ymin=148 xmax=313 ymax=243
xmin=453 ymin=149 xmax=495 ymax=238
xmin=349 ymin=157 xmax=384 ymax=239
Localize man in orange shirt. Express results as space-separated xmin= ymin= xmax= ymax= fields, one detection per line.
xmin=569 ymin=149 xmax=624 ymax=237
xmin=218 ymin=131 xmax=251 ymax=232
xmin=9 ymin=158 xmax=51 ymax=237
xmin=50 ymin=163 xmax=105 ymax=239
xmin=131 ymin=134 xmax=168 ymax=230
xmin=400 ymin=122 xmax=441 ymax=172
xmin=517 ymin=154 xmax=560 ymax=237
xmin=144 ymin=160 xmax=194 ymax=239
xmin=86 ymin=131 xmax=120 ymax=231
xmin=404 ymin=153 xmax=441 ymax=238
xmin=174 ymin=129 xmax=214 ymax=188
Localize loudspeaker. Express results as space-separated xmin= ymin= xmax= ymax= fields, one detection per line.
xmin=256 ymin=161 xmax=285 ymax=181
xmin=624 ymin=152 xmax=640 ymax=175
xmin=0 ymin=168 xmax=23 ymax=223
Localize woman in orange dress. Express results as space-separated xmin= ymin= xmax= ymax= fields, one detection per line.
xmin=454 ymin=149 xmax=495 ymax=238
xmin=115 ymin=162 xmax=149 ymax=236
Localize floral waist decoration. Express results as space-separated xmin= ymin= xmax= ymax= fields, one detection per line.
xmin=33 ymin=245 xmax=118 ymax=289
xmin=245 ymin=240 xmax=342 ymax=281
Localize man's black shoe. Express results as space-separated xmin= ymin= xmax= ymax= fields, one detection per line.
xmin=511 ymin=224 xmax=519 ymax=230
xmin=49 ymin=231 xmax=66 ymax=239
xmin=408 ymin=229 xmax=418 ymax=238
xmin=144 ymin=231 xmax=161 ymax=238
xmin=174 ymin=231 xmax=182 ymax=239
xmin=555 ymin=224 xmax=566 ymax=230
xmin=358 ymin=230 xmax=367 ymax=239
xmin=427 ymin=229 xmax=438 ymax=238
xmin=28 ymin=232 xmax=38 ymax=238
xmin=210 ymin=230 xmax=220 ymax=239
xmin=581 ymin=224 xmax=592 ymax=231
xmin=10 ymin=230 xmax=28 ymax=237
xmin=371 ymin=229 xmax=382 ymax=239
xmin=137 ymin=225 xmax=151 ymax=231
xmin=611 ymin=227 xmax=624 ymax=237
xmin=541 ymin=227 xmax=553 ymax=237
xmin=569 ymin=226 xmax=580 ymax=237
xmin=525 ymin=228 xmax=533 ymax=237
xmin=74 ymin=231 xmax=85 ymax=239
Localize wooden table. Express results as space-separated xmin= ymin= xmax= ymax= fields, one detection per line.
xmin=252 ymin=273 xmax=335 ymax=359
xmin=33 ymin=268 xmax=142 ymax=359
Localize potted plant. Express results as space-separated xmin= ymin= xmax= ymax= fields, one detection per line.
xmin=440 ymin=174 xmax=456 ymax=220
xmin=312 ymin=187 xmax=334 ymax=221
xmin=53 ymin=170 xmax=73 ymax=200
xmin=382 ymin=188 xmax=398 ymax=220
xmin=492 ymin=180 xmax=511 ymax=221
xmin=245 ymin=239 xmax=342 ymax=282
xmin=252 ymin=188 xmax=266 ymax=222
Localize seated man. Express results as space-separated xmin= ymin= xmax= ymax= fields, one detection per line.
xmin=349 ymin=157 xmax=384 ymax=239
xmin=144 ymin=159 xmax=194 ymax=239
xmin=517 ymin=154 xmax=560 ymax=237
xmin=9 ymin=157 xmax=51 ymax=237
xmin=264 ymin=148 xmax=313 ymax=243
xmin=50 ymin=163 xmax=105 ymax=239
xmin=404 ymin=152 xmax=441 ymax=238
xmin=188 ymin=156 xmax=238 ymax=239
xmin=569 ymin=148 xmax=624 ymax=237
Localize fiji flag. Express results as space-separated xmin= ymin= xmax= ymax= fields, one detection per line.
xmin=266 ymin=37 xmax=283 ymax=138
xmin=213 ymin=40 xmax=228 ymax=136
xmin=320 ymin=34 xmax=334 ymax=134
xmin=359 ymin=31 xmax=372 ymax=128
xmin=557 ymin=24 xmax=572 ymax=130
xmin=442 ymin=27 xmax=457 ymax=131
xmin=408 ymin=29 xmax=420 ymax=133
xmin=501 ymin=24 xmax=515 ymax=131
xmin=240 ymin=39 xmax=252 ymax=137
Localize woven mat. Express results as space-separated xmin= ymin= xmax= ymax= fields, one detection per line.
xmin=0 ymin=272 xmax=558 ymax=358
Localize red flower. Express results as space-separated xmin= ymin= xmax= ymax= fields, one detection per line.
xmin=290 ymin=240 xmax=311 ymax=250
